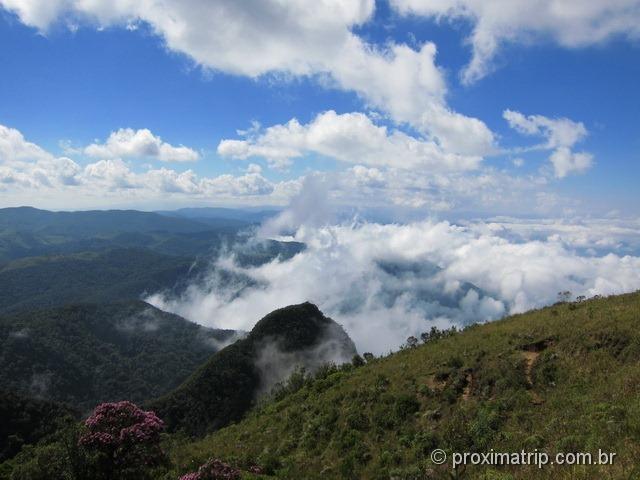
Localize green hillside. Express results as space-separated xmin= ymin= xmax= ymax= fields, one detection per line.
xmin=0 ymin=301 xmax=236 ymax=412
xmin=0 ymin=390 xmax=77 ymax=464
xmin=0 ymin=248 xmax=195 ymax=313
xmin=164 ymin=292 xmax=640 ymax=480
xmin=149 ymin=302 xmax=357 ymax=436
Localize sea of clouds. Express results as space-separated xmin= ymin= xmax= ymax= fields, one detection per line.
xmin=147 ymin=207 xmax=640 ymax=354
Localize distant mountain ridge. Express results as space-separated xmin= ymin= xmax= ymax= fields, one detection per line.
xmin=0 ymin=207 xmax=305 ymax=315
xmin=0 ymin=206 xmax=255 ymax=263
xmin=0 ymin=206 xmax=214 ymax=236
xmin=157 ymin=206 xmax=280 ymax=224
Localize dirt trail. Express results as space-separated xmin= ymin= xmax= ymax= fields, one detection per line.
xmin=522 ymin=351 xmax=539 ymax=384
xmin=521 ymin=350 xmax=544 ymax=405
xmin=461 ymin=373 xmax=472 ymax=401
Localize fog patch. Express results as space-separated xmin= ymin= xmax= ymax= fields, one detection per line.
xmin=197 ymin=328 xmax=246 ymax=352
xmin=254 ymin=322 xmax=357 ymax=397
xmin=116 ymin=308 xmax=162 ymax=333
xmin=9 ymin=328 xmax=30 ymax=339
xmin=29 ymin=373 xmax=52 ymax=398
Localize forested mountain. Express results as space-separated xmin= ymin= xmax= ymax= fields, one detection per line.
xmin=0 ymin=249 xmax=196 ymax=313
xmin=149 ymin=302 xmax=357 ymax=436
xmin=0 ymin=391 xmax=77 ymax=464
xmin=0 ymin=207 xmax=247 ymax=262
xmin=0 ymin=207 xmax=214 ymax=236
xmin=0 ymin=207 xmax=304 ymax=313
xmin=0 ymin=301 xmax=236 ymax=412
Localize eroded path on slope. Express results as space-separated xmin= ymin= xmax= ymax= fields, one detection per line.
xmin=520 ymin=339 xmax=553 ymax=405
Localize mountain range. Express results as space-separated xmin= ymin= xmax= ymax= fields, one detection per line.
xmin=1 ymin=207 xmax=638 ymax=480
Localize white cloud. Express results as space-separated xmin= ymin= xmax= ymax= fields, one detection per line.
xmin=473 ymin=217 xmax=640 ymax=256
xmin=246 ymin=163 xmax=262 ymax=174
xmin=0 ymin=124 xmax=82 ymax=188
xmin=0 ymin=0 xmax=495 ymax=156
xmin=391 ymin=0 xmax=640 ymax=83
xmin=84 ymin=158 xmax=138 ymax=189
xmin=503 ymin=110 xmax=593 ymax=178
xmin=503 ymin=110 xmax=587 ymax=149
xmin=548 ymin=147 xmax=593 ymax=179
xmin=148 ymin=214 xmax=640 ymax=353
xmin=422 ymin=103 xmax=496 ymax=156
xmin=84 ymin=128 xmax=199 ymax=162
xmin=0 ymin=122 xmax=586 ymax=216
xmin=0 ymin=123 xmax=284 ymax=208
xmin=218 ymin=110 xmax=482 ymax=171
xmin=0 ymin=124 xmax=51 ymax=162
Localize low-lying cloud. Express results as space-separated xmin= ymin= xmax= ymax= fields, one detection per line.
xmin=147 ymin=211 xmax=640 ymax=354
xmin=254 ymin=321 xmax=357 ymax=396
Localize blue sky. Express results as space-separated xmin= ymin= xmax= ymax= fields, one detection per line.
xmin=0 ymin=0 xmax=638 ymax=216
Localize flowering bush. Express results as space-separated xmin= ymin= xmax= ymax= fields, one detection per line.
xmin=79 ymin=401 xmax=166 ymax=479
xmin=178 ymin=458 xmax=241 ymax=480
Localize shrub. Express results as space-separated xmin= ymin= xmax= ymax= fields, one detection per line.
xmin=412 ymin=430 xmax=439 ymax=456
xmin=405 ymin=336 xmax=419 ymax=349
xmin=393 ymin=394 xmax=420 ymax=422
xmin=178 ymin=458 xmax=241 ymax=480
xmin=352 ymin=354 xmax=365 ymax=367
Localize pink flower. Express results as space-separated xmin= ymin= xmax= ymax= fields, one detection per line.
xmin=79 ymin=401 xmax=166 ymax=473
xmin=179 ymin=473 xmax=201 ymax=480
xmin=178 ymin=458 xmax=241 ymax=480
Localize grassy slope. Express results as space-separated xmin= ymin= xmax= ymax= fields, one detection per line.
xmin=167 ymin=292 xmax=640 ymax=480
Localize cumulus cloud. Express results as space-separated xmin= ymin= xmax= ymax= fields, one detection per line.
xmin=84 ymin=128 xmax=199 ymax=162
xmin=333 ymin=165 xmax=553 ymax=213
xmin=548 ymin=147 xmax=593 ymax=179
xmin=0 ymin=123 xmax=285 ymax=208
xmin=503 ymin=110 xmax=593 ymax=178
xmin=218 ymin=110 xmax=482 ymax=171
xmin=0 ymin=122 xmax=583 ymax=215
xmin=0 ymin=124 xmax=82 ymax=188
xmin=0 ymin=0 xmax=495 ymax=156
xmin=147 ymin=214 xmax=640 ymax=354
xmin=391 ymin=0 xmax=640 ymax=83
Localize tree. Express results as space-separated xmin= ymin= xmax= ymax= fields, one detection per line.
xmin=406 ymin=336 xmax=418 ymax=348
xmin=362 ymin=352 xmax=375 ymax=363
xmin=78 ymin=401 xmax=166 ymax=480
